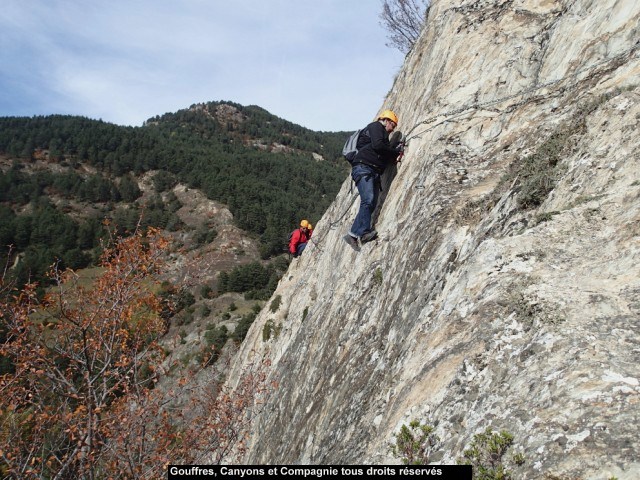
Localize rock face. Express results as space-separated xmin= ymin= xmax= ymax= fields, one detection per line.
xmin=228 ymin=0 xmax=640 ymax=477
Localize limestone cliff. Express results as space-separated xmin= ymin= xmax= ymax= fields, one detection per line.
xmin=228 ymin=0 xmax=640 ymax=477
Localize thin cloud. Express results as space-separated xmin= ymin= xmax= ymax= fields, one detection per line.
xmin=0 ymin=0 xmax=404 ymax=131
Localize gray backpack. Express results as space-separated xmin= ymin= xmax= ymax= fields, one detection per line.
xmin=342 ymin=128 xmax=369 ymax=164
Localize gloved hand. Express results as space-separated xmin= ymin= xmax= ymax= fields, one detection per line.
xmin=395 ymin=142 xmax=405 ymax=163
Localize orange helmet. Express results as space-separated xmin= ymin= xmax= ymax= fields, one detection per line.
xmin=300 ymin=219 xmax=310 ymax=228
xmin=378 ymin=109 xmax=398 ymax=124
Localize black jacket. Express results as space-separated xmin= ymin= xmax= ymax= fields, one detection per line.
xmin=354 ymin=121 xmax=398 ymax=173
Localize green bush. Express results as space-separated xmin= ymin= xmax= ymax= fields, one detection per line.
xmin=263 ymin=320 xmax=274 ymax=342
xmin=232 ymin=311 xmax=257 ymax=343
xmin=200 ymin=284 xmax=213 ymax=299
xmin=391 ymin=420 xmax=440 ymax=465
xmin=194 ymin=224 xmax=218 ymax=245
xmin=204 ymin=324 xmax=228 ymax=363
xmin=174 ymin=288 xmax=196 ymax=313
xmin=460 ymin=428 xmax=522 ymax=480
xmin=218 ymin=261 xmax=283 ymax=300
xmin=373 ymin=268 xmax=383 ymax=286
xmin=200 ymin=304 xmax=211 ymax=318
xmin=495 ymin=95 xmax=615 ymax=214
xmin=270 ymin=295 xmax=282 ymax=312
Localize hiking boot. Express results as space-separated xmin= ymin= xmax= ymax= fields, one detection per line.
xmin=343 ymin=234 xmax=361 ymax=251
xmin=360 ymin=230 xmax=378 ymax=243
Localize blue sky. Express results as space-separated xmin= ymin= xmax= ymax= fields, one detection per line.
xmin=0 ymin=0 xmax=405 ymax=132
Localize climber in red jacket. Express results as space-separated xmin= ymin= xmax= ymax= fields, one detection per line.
xmin=289 ymin=220 xmax=313 ymax=257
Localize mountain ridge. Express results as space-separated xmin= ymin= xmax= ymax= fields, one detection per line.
xmin=0 ymin=101 xmax=349 ymax=284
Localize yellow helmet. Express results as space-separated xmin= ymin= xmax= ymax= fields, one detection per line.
xmin=300 ymin=219 xmax=310 ymax=228
xmin=378 ymin=109 xmax=398 ymax=124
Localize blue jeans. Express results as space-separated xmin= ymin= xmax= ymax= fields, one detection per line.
xmin=350 ymin=163 xmax=379 ymax=237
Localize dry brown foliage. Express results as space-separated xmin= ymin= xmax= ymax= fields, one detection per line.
xmin=0 ymin=228 xmax=269 ymax=479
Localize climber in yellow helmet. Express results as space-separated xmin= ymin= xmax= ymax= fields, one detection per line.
xmin=289 ymin=219 xmax=313 ymax=257
xmin=345 ymin=109 xmax=403 ymax=248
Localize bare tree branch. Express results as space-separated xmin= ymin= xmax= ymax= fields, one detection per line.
xmin=380 ymin=0 xmax=431 ymax=54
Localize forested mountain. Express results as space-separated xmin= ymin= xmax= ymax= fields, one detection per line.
xmin=0 ymin=101 xmax=349 ymax=286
